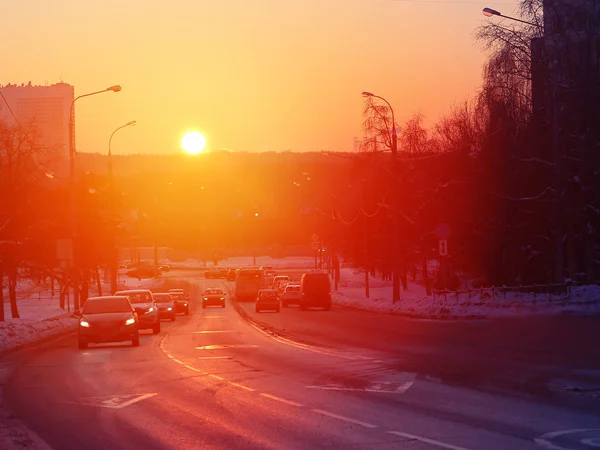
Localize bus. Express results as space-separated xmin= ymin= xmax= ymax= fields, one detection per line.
xmin=234 ymin=267 xmax=264 ymax=302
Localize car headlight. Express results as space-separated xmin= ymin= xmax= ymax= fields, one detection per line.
xmin=79 ymin=320 xmax=90 ymax=328
xmin=184 ymin=303 xmax=188 ymax=307
xmin=125 ymin=317 xmax=136 ymax=326
xmin=167 ymin=307 xmax=172 ymax=311
xmin=203 ymin=297 xmax=208 ymax=301
xmin=220 ymin=297 xmax=225 ymax=301
xmin=145 ymin=307 xmax=154 ymax=314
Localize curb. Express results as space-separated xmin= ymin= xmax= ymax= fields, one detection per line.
xmin=332 ymin=299 xmax=488 ymax=321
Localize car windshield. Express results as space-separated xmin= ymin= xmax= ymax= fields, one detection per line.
xmin=116 ymin=292 xmax=152 ymax=304
xmin=204 ymin=289 xmax=223 ymax=295
xmin=286 ymin=286 xmax=300 ymax=292
xmin=82 ymin=297 xmax=131 ymax=314
xmin=170 ymin=293 xmax=185 ymax=301
xmin=259 ymin=291 xmax=277 ymax=298
xmin=153 ymin=294 xmax=172 ymax=303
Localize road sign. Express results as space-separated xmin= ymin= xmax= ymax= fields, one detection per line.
xmin=435 ymin=223 xmax=451 ymax=239
xmin=439 ymin=239 xmax=448 ymax=256
xmin=311 ymin=233 xmax=319 ymax=242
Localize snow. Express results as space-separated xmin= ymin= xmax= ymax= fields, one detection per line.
xmin=332 ymin=268 xmax=600 ymax=318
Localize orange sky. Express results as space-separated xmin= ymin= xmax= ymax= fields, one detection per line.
xmin=2 ymin=0 xmax=519 ymax=154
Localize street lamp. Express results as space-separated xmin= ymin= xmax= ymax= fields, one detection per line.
xmin=482 ymin=7 xmax=540 ymax=27
xmin=108 ymin=120 xmax=136 ymax=294
xmin=68 ymin=85 xmax=122 ymax=311
xmin=361 ymin=91 xmax=400 ymax=303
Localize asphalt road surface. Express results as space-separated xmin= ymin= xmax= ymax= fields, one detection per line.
xmin=3 ymin=269 xmax=600 ymax=449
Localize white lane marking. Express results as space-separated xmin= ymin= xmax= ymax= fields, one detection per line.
xmin=197 ymin=356 xmax=231 ymax=360
xmin=193 ymin=330 xmax=236 ymax=334
xmin=246 ymin=321 xmax=364 ymax=360
xmin=311 ymin=409 xmax=378 ymax=429
xmin=260 ymin=393 xmax=304 ymax=407
xmin=204 ymin=316 xmax=225 ymax=319
xmin=208 ymin=374 xmax=224 ymax=381
xmin=306 ymin=381 xmax=413 ymax=394
xmin=228 ymin=381 xmax=255 ymax=392
xmin=172 ymin=358 xmax=184 ymax=365
xmin=387 ymin=431 xmax=471 ymax=450
xmin=68 ymin=393 xmax=158 ymax=409
xmin=535 ymin=429 xmax=600 ymax=450
xmin=183 ymin=365 xmax=206 ymax=374
xmin=196 ymin=344 xmax=259 ymax=350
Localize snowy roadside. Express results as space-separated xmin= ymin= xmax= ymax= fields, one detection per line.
xmin=332 ymin=268 xmax=600 ymax=319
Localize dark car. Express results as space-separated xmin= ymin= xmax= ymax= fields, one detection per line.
xmin=202 ymin=288 xmax=226 ymax=308
xmin=299 ymin=271 xmax=331 ymax=310
xmin=255 ymin=289 xmax=280 ymax=313
xmin=78 ymin=296 xmax=139 ymax=349
xmin=168 ymin=290 xmax=190 ymax=315
xmin=114 ymin=289 xmax=161 ymax=333
xmin=226 ymin=268 xmax=237 ymax=281
xmin=153 ymin=292 xmax=176 ymax=321
xmin=281 ymin=283 xmax=301 ymax=307
xmin=217 ymin=267 xmax=229 ymax=278
xmin=159 ymin=264 xmax=170 ymax=272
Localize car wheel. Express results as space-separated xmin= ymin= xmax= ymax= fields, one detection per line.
xmin=323 ymin=302 xmax=331 ymax=311
xmin=171 ymin=315 xmax=176 ymax=322
xmin=276 ymin=307 xmax=280 ymax=312
xmin=185 ymin=308 xmax=190 ymax=316
xmin=202 ymin=303 xmax=206 ymax=308
xmin=221 ymin=303 xmax=225 ymax=308
xmin=299 ymin=303 xmax=307 ymax=311
xmin=132 ymin=332 xmax=140 ymax=347
xmin=153 ymin=321 xmax=161 ymax=334
xmin=255 ymin=307 xmax=261 ymax=313
xmin=78 ymin=340 xmax=88 ymax=350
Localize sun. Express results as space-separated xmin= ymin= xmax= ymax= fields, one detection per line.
xmin=181 ymin=131 xmax=206 ymax=154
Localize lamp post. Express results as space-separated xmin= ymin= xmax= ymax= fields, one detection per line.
xmin=361 ymin=91 xmax=400 ymax=303
xmin=483 ymin=8 xmax=563 ymax=282
xmin=108 ymin=120 xmax=136 ymax=294
xmin=68 ymin=85 xmax=122 ymax=311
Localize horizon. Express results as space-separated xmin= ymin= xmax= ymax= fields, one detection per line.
xmin=1 ymin=0 xmax=520 ymax=155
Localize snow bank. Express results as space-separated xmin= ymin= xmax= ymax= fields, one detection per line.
xmin=333 ymin=269 xmax=600 ymax=319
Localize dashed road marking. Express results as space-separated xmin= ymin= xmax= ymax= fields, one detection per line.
xmin=196 ymin=344 xmax=259 ymax=350
xmin=193 ymin=330 xmax=236 ymax=334
xmin=208 ymin=374 xmax=224 ymax=381
xmin=204 ymin=316 xmax=225 ymax=319
xmin=311 ymin=409 xmax=378 ymax=429
xmin=307 ymin=381 xmax=413 ymax=394
xmin=228 ymin=381 xmax=255 ymax=392
xmin=260 ymin=393 xmax=303 ymax=407
xmin=535 ymin=429 xmax=600 ymax=450
xmin=387 ymin=431 xmax=471 ymax=450
xmin=183 ymin=364 xmax=205 ymax=374
xmin=197 ymin=356 xmax=231 ymax=360
xmin=67 ymin=393 xmax=158 ymax=409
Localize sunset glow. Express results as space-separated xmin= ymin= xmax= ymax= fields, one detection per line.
xmin=181 ymin=131 xmax=206 ymax=155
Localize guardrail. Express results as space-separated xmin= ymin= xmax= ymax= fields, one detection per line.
xmin=432 ymin=282 xmax=599 ymax=309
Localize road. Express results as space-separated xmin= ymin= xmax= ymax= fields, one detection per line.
xmin=2 ymin=269 xmax=599 ymax=449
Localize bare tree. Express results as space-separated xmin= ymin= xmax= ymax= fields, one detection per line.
xmin=0 ymin=120 xmax=44 ymax=319
xmin=361 ymin=99 xmax=396 ymax=154
xmin=399 ymin=113 xmax=428 ymax=156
